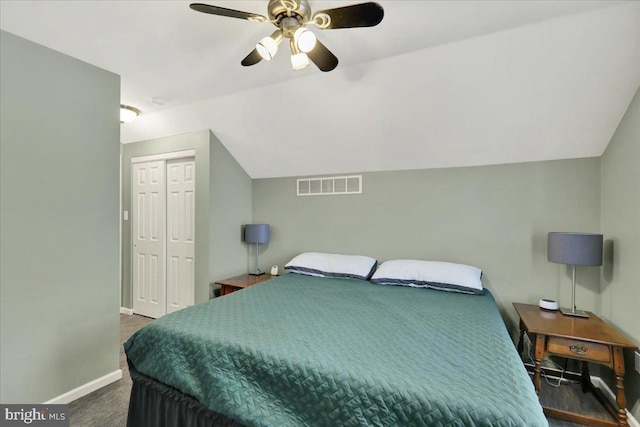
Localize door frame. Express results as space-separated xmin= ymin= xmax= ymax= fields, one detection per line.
xmin=130 ymin=149 xmax=196 ymax=315
xmin=131 ymin=149 xmax=195 ymax=164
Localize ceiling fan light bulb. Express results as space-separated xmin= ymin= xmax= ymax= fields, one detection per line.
xmin=291 ymin=52 xmax=310 ymax=71
xmin=256 ymin=30 xmax=283 ymax=61
xmin=294 ymin=27 xmax=316 ymax=53
xmin=256 ymin=36 xmax=278 ymax=61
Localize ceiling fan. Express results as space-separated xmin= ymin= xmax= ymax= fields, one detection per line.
xmin=190 ymin=0 xmax=384 ymax=72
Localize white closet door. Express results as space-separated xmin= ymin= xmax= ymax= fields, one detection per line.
xmin=166 ymin=159 xmax=195 ymax=314
xmin=132 ymin=161 xmax=167 ymax=319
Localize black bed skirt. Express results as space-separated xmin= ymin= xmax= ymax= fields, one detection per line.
xmin=127 ymin=361 xmax=244 ymax=427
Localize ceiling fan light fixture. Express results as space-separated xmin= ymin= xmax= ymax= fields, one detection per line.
xmin=291 ymin=52 xmax=310 ymax=71
xmin=293 ymin=27 xmax=316 ymax=53
xmin=256 ymin=30 xmax=283 ymax=61
xmin=120 ymin=104 xmax=140 ymax=123
xmin=189 ymin=1 xmax=384 ymax=73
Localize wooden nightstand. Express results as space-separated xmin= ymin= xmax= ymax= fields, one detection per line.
xmin=513 ymin=303 xmax=637 ymax=427
xmin=215 ymin=274 xmax=273 ymax=296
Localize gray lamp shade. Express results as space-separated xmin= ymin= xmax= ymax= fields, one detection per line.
xmin=548 ymin=232 xmax=603 ymax=266
xmin=244 ymin=224 xmax=270 ymax=244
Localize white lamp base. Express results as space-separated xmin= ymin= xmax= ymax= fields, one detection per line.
xmin=560 ymin=307 xmax=589 ymax=318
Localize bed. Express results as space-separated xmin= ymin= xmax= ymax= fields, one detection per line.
xmin=125 ymin=273 xmax=547 ymax=426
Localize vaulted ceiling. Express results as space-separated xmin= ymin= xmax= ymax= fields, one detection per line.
xmin=2 ymin=1 xmax=639 ymax=178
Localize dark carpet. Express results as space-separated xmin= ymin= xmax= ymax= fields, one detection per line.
xmin=68 ymin=314 xmax=614 ymax=426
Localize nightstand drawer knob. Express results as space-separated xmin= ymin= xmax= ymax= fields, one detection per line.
xmin=569 ymin=345 xmax=588 ymax=355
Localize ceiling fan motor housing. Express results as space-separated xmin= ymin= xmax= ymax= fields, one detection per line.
xmin=280 ymin=17 xmax=301 ymax=38
xmin=268 ymin=0 xmax=312 ymax=26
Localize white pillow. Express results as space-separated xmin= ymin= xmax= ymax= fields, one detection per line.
xmin=285 ymin=252 xmax=378 ymax=281
xmin=370 ymin=259 xmax=483 ymax=294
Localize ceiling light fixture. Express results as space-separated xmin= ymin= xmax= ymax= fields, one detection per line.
xmin=293 ymin=27 xmax=316 ymax=53
xmin=289 ymin=40 xmax=310 ymax=71
xmin=120 ymin=105 xmax=140 ymax=123
xmin=256 ymin=30 xmax=283 ymax=61
xmin=190 ymin=1 xmax=384 ymax=73
xmin=290 ymin=52 xmax=310 ymax=71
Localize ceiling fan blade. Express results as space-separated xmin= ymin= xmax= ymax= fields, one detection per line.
xmin=313 ymin=2 xmax=384 ymax=29
xmin=307 ymin=40 xmax=338 ymax=72
xmin=189 ymin=3 xmax=267 ymax=22
xmin=241 ymin=49 xmax=263 ymax=67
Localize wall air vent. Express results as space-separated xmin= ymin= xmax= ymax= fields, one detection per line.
xmin=297 ymin=175 xmax=362 ymax=196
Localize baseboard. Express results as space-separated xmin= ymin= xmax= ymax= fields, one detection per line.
xmin=120 ymin=307 xmax=133 ymax=315
xmin=590 ymin=376 xmax=639 ymax=427
xmin=43 ymin=369 xmax=122 ymax=404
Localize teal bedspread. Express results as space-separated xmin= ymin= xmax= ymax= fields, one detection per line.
xmin=125 ymin=274 xmax=547 ymax=426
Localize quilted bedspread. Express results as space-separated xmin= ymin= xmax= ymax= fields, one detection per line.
xmin=125 ymin=274 xmax=547 ymax=427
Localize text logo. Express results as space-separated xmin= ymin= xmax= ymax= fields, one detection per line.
xmin=0 ymin=405 xmax=68 ymax=426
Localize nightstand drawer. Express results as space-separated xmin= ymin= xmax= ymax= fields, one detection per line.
xmin=547 ymin=337 xmax=611 ymax=363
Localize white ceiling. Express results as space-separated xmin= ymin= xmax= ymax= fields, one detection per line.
xmin=2 ymin=1 xmax=639 ymax=178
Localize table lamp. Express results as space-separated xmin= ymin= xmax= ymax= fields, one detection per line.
xmin=244 ymin=224 xmax=270 ymax=276
xmin=548 ymin=232 xmax=603 ymax=318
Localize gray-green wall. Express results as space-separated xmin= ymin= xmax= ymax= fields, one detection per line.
xmin=252 ymin=95 xmax=640 ymax=416
xmin=0 ymin=31 xmax=120 ymax=403
xmin=253 ymin=158 xmax=602 ymax=332
xmin=601 ymin=86 xmax=640 ymax=419
xmin=209 ymin=133 xmax=253 ymax=286
xmin=121 ymin=130 xmax=251 ymax=308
